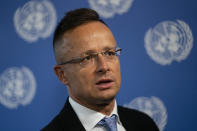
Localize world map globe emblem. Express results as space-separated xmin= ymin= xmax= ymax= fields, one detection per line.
xmin=14 ymin=0 xmax=57 ymax=43
xmin=144 ymin=20 xmax=193 ymax=65
xmin=0 ymin=67 xmax=36 ymax=109
xmin=88 ymin=0 xmax=134 ymax=18
xmin=124 ymin=96 xmax=167 ymax=131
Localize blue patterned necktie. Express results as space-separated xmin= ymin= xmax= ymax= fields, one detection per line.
xmin=97 ymin=114 xmax=117 ymax=131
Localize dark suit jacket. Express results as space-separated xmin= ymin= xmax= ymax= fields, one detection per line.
xmin=42 ymin=99 xmax=159 ymax=131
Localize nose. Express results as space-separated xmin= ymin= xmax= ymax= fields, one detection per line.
xmin=95 ymin=54 xmax=110 ymax=73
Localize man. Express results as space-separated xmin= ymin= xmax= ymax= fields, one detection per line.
xmin=42 ymin=8 xmax=159 ymax=131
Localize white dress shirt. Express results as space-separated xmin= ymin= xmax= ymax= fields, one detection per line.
xmin=69 ymin=97 xmax=126 ymax=131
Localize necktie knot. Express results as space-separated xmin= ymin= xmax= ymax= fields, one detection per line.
xmin=97 ymin=114 xmax=117 ymax=131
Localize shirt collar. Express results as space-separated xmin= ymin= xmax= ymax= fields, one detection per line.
xmin=69 ymin=97 xmax=120 ymax=130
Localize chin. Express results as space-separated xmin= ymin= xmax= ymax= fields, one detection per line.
xmin=92 ymin=89 xmax=118 ymax=104
xmin=97 ymin=94 xmax=116 ymax=104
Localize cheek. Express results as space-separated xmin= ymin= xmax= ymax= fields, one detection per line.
xmin=78 ymin=69 xmax=94 ymax=84
xmin=113 ymin=61 xmax=121 ymax=84
xmin=113 ymin=60 xmax=121 ymax=71
xmin=68 ymin=68 xmax=93 ymax=88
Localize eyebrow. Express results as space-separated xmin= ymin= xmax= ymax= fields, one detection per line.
xmin=89 ymin=46 xmax=115 ymax=53
xmin=103 ymin=46 xmax=115 ymax=51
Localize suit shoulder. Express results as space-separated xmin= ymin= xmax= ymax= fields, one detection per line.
xmin=41 ymin=100 xmax=85 ymax=131
xmin=118 ymin=105 xmax=148 ymax=116
xmin=41 ymin=113 xmax=64 ymax=131
xmin=118 ymin=106 xmax=159 ymax=131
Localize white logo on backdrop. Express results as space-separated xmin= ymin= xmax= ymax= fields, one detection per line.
xmin=144 ymin=20 xmax=193 ymax=65
xmin=0 ymin=67 xmax=36 ymax=109
xmin=14 ymin=0 xmax=57 ymax=43
xmin=88 ymin=0 xmax=134 ymax=18
xmin=124 ymin=96 xmax=167 ymax=131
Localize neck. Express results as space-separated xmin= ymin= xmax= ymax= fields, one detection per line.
xmin=71 ymin=96 xmax=116 ymax=116
xmin=94 ymin=99 xmax=116 ymax=116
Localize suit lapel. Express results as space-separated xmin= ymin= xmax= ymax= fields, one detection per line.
xmin=59 ymin=99 xmax=86 ymax=131
xmin=118 ymin=106 xmax=134 ymax=130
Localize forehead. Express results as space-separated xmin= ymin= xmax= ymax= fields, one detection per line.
xmin=63 ymin=21 xmax=117 ymax=55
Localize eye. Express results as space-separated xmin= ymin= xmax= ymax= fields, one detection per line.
xmin=83 ymin=55 xmax=93 ymax=61
xmin=105 ymin=51 xmax=116 ymax=56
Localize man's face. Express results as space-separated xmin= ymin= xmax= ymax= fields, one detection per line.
xmin=54 ymin=21 xmax=121 ymax=106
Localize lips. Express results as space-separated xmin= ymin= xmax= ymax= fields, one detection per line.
xmin=95 ymin=78 xmax=114 ymax=89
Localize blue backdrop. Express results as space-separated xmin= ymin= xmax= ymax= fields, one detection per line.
xmin=0 ymin=0 xmax=196 ymax=130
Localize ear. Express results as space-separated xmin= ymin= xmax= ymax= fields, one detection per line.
xmin=54 ymin=65 xmax=69 ymax=85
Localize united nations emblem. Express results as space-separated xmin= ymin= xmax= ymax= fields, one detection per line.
xmin=0 ymin=67 xmax=36 ymax=109
xmin=88 ymin=0 xmax=134 ymax=18
xmin=144 ymin=20 xmax=193 ymax=65
xmin=14 ymin=0 xmax=57 ymax=43
xmin=124 ymin=96 xmax=167 ymax=131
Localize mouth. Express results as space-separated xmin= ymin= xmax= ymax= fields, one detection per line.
xmin=95 ymin=79 xmax=114 ymax=89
